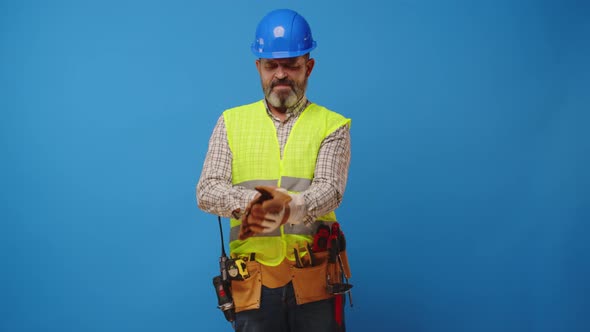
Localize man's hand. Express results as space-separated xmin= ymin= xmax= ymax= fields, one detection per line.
xmin=238 ymin=186 xmax=306 ymax=240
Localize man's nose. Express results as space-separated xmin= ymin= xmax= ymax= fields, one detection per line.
xmin=275 ymin=66 xmax=287 ymax=79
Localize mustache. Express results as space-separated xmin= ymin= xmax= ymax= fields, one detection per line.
xmin=271 ymin=79 xmax=294 ymax=89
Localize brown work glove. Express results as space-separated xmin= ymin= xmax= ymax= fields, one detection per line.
xmin=238 ymin=186 xmax=305 ymax=240
xmin=238 ymin=191 xmax=264 ymax=240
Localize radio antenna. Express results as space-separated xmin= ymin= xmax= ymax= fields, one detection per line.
xmin=218 ymin=216 xmax=227 ymax=258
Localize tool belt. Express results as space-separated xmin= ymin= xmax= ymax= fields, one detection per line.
xmin=230 ymin=222 xmax=352 ymax=312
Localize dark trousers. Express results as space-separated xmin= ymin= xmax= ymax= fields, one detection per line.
xmin=234 ymin=282 xmax=343 ymax=332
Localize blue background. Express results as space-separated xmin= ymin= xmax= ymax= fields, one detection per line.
xmin=1 ymin=0 xmax=589 ymax=331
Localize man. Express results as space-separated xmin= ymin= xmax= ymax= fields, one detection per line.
xmin=197 ymin=8 xmax=351 ymax=332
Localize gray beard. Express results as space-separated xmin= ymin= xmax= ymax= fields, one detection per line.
xmin=266 ymin=89 xmax=299 ymax=109
xmin=263 ymin=78 xmax=308 ymax=110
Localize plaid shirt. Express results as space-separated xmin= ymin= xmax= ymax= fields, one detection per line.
xmin=196 ymin=97 xmax=351 ymax=224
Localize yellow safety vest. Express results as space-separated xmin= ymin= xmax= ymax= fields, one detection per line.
xmin=224 ymin=100 xmax=351 ymax=266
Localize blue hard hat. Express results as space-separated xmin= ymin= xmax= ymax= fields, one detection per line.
xmin=251 ymin=9 xmax=317 ymax=59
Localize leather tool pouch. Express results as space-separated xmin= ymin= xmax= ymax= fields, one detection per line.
xmin=230 ymin=260 xmax=262 ymax=312
xmin=291 ymin=251 xmax=333 ymax=305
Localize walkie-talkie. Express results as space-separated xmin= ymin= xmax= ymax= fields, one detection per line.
xmin=212 ymin=216 xmax=235 ymax=323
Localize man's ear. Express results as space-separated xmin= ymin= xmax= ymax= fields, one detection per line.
xmin=306 ymin=58 xmax=315 ymax=77
xmin=255 ymin=59 xmax=261 ymax=72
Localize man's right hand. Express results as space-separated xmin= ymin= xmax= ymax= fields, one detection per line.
xmin=238 ymin=192 xmax=264 ymax=240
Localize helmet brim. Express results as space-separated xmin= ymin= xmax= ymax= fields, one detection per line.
xmin=251 ymin=43 xmax=317 ymax=59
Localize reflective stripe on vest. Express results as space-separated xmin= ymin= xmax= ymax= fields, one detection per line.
xmin=224 ymin=100 xmax=351 ymax=266
xmin=235 ymin=179 xmax=278 ymax=189
xmin=236 ymin=176 xmax=311 ymax=192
